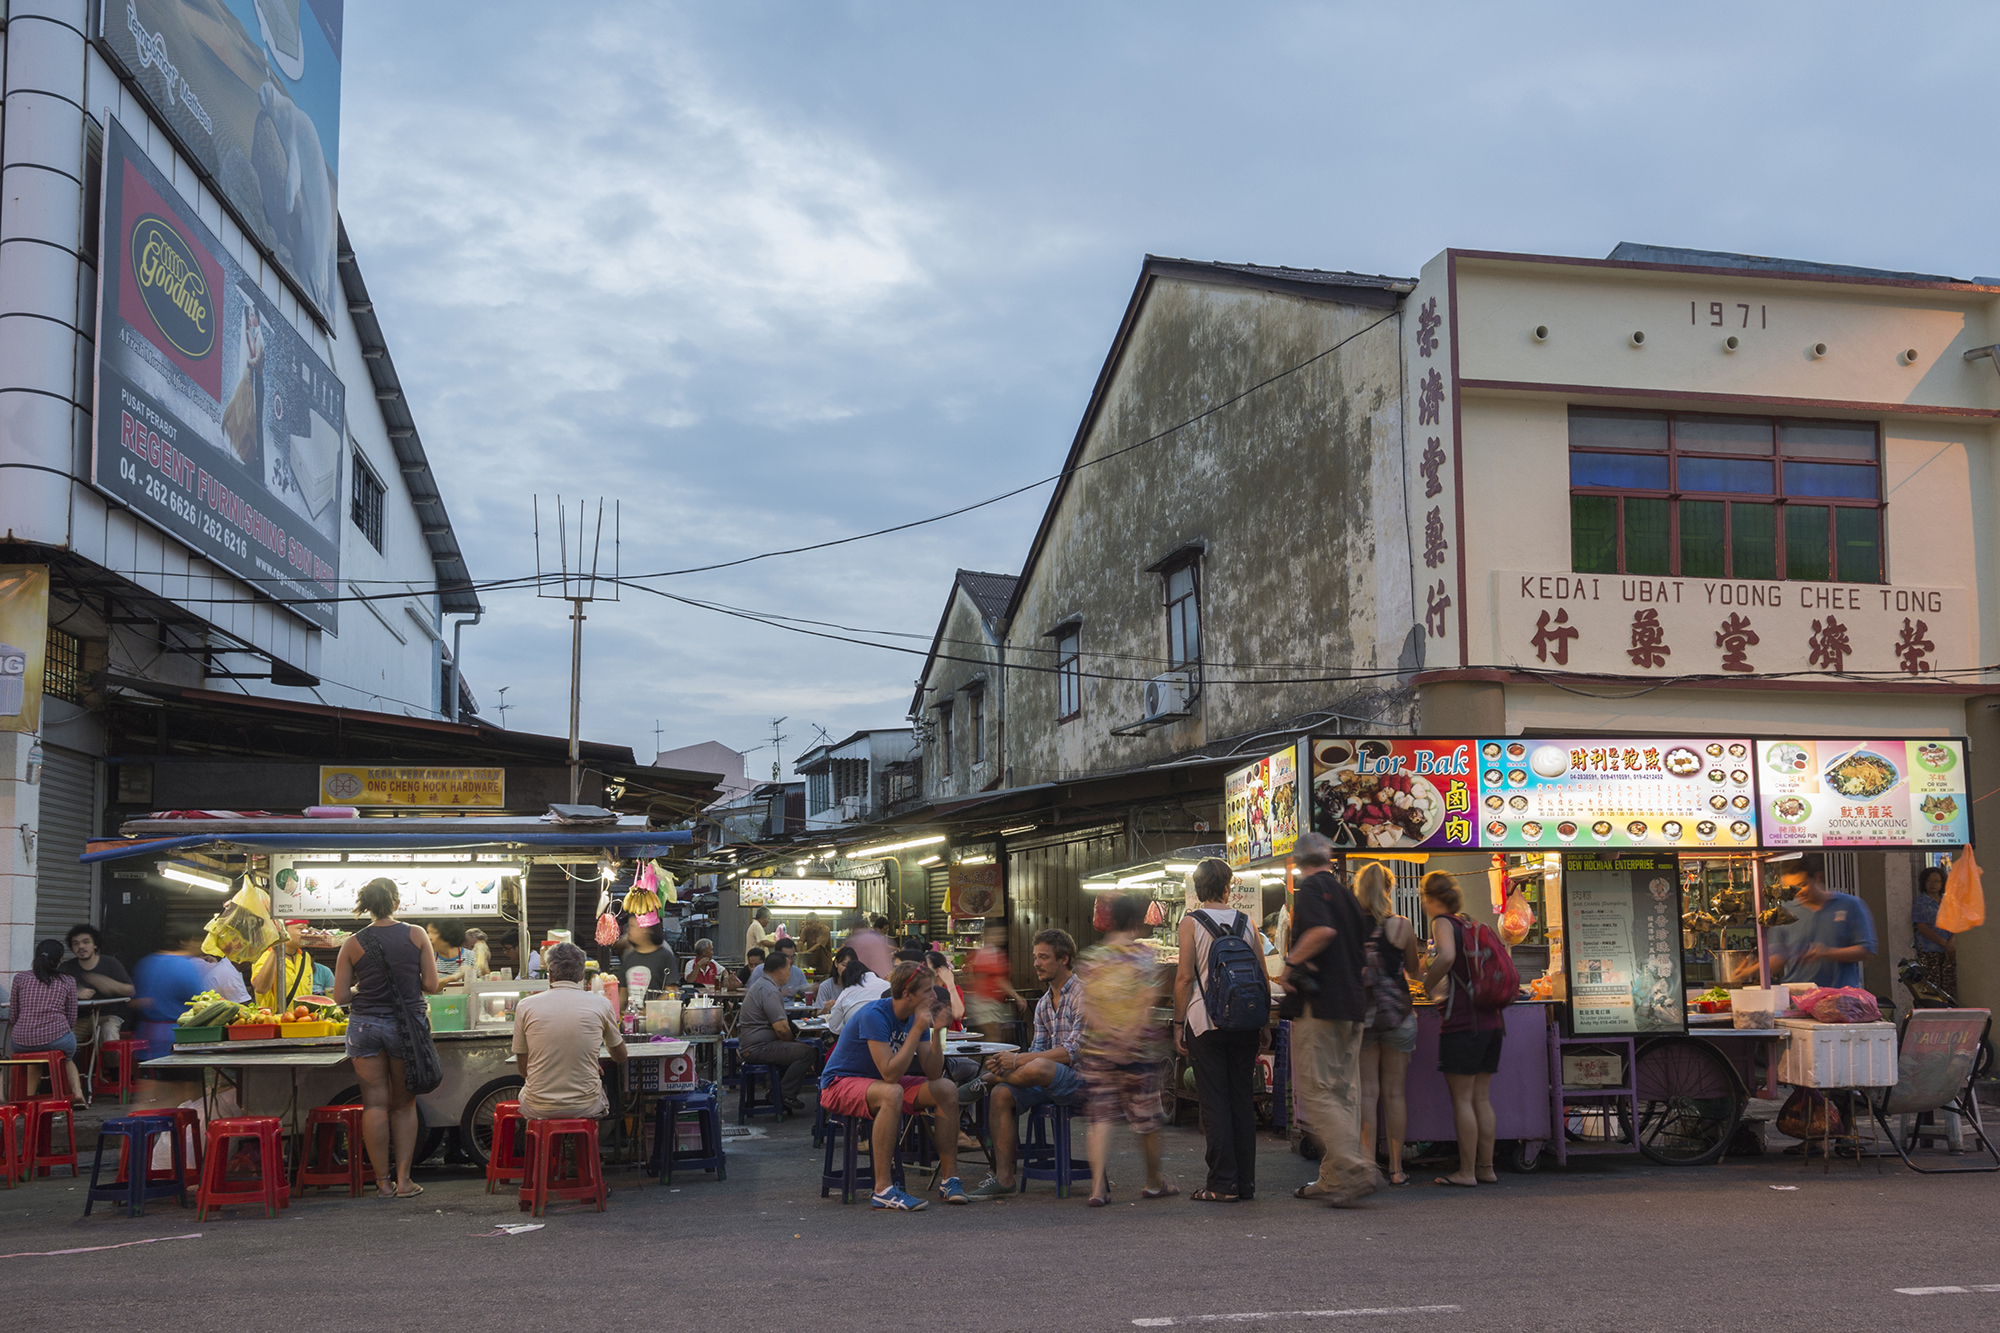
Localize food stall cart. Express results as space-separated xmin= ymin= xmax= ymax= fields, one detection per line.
xmin=82 ymin=812 xmax=694 ymax=1168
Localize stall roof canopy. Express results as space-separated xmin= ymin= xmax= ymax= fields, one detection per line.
xmin=83 ymin=817 xmax=695 ymax=863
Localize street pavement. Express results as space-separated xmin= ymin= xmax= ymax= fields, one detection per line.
xmin=2 ymin=1105 xmax=1995 ymax=1332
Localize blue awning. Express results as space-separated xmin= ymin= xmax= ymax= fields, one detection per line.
xmin=80 ymin=829 xmax=694 ymax=864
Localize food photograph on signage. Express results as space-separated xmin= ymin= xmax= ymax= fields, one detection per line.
xmin=1477 ymin=739 xmax=1758 ymax=850
xmin=1309 ymin=737 xmax=1477 ymax=850
xmin=1758 ymin=738 xmax=1969 ymax=847
xmin=1225 ymin=744 xmax=1300 ymax=866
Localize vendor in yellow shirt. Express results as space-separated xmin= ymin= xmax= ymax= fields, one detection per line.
xmin=252 ymin=918 xmax=315 ymax=1012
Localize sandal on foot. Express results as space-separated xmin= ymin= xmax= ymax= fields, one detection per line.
xmin=1294 ymin=1182 xmax=1333 ymax=1199
xmin=1141 ymin=1183 xmax=1179 ymax=1199
xmin=1087 ymin=1194 xmax=1110 ymax=1207
xmin=1432 ymin=1176 xmax=1477 ymax=1188
xmin=1387 ymin=1172 xmax=1410 ymax=1187
xmin=1190 ymin=1189 xmax=1238 ymax=1202
xmin=396 ymin=1183 xmax=425 ymax=1198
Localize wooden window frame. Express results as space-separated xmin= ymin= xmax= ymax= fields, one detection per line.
xmin=1056 ymin=629 xmax=1081 ymax=723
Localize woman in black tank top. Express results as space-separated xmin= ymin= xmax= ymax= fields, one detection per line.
xmin=332 ymin=877 xmax=440 ymax=1198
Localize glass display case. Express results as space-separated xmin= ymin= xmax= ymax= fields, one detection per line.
xmin=467 ymin=978 xmax=549 ymax=1031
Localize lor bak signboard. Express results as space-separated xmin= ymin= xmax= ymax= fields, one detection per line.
xmin=91 ymin=118 xmax=346 ymax=630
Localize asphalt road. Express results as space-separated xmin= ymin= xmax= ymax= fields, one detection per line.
xmin=4 ymin=1109 xmax=1996 ymax=1332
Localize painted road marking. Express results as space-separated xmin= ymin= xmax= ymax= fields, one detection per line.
xmin=1134 ymin=1306 xmax=1461 ymax=1326
xmin=1896 ymin=1286 xmax=2000 ymax=1295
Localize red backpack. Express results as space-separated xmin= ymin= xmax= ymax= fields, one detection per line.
xmin=1451 ymin=914 xmax=1519 ymax=1014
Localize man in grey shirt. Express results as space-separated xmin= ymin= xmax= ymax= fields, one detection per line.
xmin=738 ymin=951 xmax=818 ymax=1108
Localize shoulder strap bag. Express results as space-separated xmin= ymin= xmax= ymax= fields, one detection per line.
xmin=357 ymin=925 xmax=445 ymax=1095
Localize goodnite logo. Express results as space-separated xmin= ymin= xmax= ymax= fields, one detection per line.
xmin=132 ymin=216 xmax=215 ymax=359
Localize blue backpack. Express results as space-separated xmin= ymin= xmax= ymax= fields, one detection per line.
xmin=1192 ymin=910 xmax=1269 ymax=1031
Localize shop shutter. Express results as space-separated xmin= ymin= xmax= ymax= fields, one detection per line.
xmin=1825 ymin=852 xmax=1859 ymax=894
xmin=34 ymin=744 xmax=98 ymax=941
xmin=857 ymin=876 xmax=888 ymax=920
xmin=926 ymin=868 xmax=951 ymax=941
xmin=1000 ymin=825 xmax=1126 ymax=990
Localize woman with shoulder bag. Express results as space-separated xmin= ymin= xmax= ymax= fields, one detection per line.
xmin=1419 ymin=872 xmax=1504 ymax=1189
xmin=333 ymin=878 xmax=441 ymax=1198
xmin=1354 ymin=863 xmax=1422 ymax=1187
xmin=1174 ymin=858 xmax=1271 ymax=1202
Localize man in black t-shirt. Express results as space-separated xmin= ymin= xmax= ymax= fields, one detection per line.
xmin=1280 ymin=834 xmax=1379 ymax=1205
xmin=61 ymin=925 xmax=135 ymax=1041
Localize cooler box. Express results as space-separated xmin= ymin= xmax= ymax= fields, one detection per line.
xmin=426 ymin=993 xmax=469 ymax=1033
xmin=1777 ymin=1018 xmax=1897 ymax=1088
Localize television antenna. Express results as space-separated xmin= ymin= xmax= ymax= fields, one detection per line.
xmin=494 ymin=686 xmax=513 ymax=730
xmin=769 ymin=716 xmax=788 ymax=781
xmin=535 ymin=496 xmax=620 ymax=804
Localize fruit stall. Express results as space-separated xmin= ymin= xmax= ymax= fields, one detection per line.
xmin=83 ymin=811 xmax=695 ymax=1166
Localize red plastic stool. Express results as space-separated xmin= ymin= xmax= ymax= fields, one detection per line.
xmin=0 ymin=1103 xmax=29 ymax=1187
xmin=92 ymin=1038 xmax=144 ymax=1105
xmin=486 ymin=1101 xmax=527 ymax=1194
xmin=7 ymin=1052 xmax=70 ymax=1103
xmin=519 ymin=1118 xmax=606 ymax=1216
xmin=296 ymin=1104 xmax=374 ymax=1197
xmin=196 ymin=1117 xmax=285 ymax=1220
xmin=26 ymin=1097 xmax=79 ymax=1178
xmin=129 ymin=1107 xmax=204 ymax=1186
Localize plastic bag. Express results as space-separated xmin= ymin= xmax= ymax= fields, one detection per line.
xmin=1938 ymin=848 xmax=1985 ymax=933
xmin=1498 ymin=891 xmax=1536 ymax=946
xmin=1788 ymin=986 xmax=1881 ymax=1023
xmin=595 ymin=912 xmax=621 ymax=946
xmin=1777 ymin=1086 xmax=1847 ymax=1140
xmin=204 ymin=881 xmax=281 ymax=963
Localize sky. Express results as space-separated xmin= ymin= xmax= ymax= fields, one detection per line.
xmin=338 ymin=1 xmax=2000 ymax=774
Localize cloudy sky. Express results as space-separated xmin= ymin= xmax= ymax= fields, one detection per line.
xmin=339 ymin=1 xmax=2000 ymax=773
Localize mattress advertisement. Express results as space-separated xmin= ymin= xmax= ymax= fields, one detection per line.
xmin=1562 ymin=850 xmax=1686 ymax=1036
xmin=1475 ymin=738 xmax=1759 ymax=852
xmin=1308 ymin=736 xmax=1478 ymax=851
xmin=92 ymin=117 xmax=346 ymax=630
xmin=98 ymin=0 xmax=344 ymax=322
xmin=1758 ymin=739 xmax=1970 ymax=847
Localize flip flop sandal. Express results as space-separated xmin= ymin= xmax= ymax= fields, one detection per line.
xmin=397 ymin=1183 xmax=425 ymax=1198
xmin=1087 ymin=1194 xmax=1110 ymax=1207
xmin=1189 ymin=1189 xmax=1238 ymax=1202
xmin=1387 ymin=1173 xmax=1411 ymax=1187
xmin=1141 ymin=1184 xmax=1179 ymax=1199
xmin=1432 ymin=1177 xmax=1477 ymax=1188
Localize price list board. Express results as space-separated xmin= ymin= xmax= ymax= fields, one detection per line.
xmin=1475 ymin=738 xmax=1759 ymax=851
xmin=1561 ymin=850 xmax=1686 ymax=1037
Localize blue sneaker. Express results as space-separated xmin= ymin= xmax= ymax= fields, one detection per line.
xmin=939 ymin=1176 xmax=970 ymax=1204
xmin=871 ymin=1185 xmax=928 ymax=1211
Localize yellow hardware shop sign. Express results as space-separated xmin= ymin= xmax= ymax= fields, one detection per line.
xmin=319 ymin=767 xmax=506 ymax=808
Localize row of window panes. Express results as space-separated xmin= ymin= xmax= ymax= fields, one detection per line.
xmin=1569 ymin=409 xmax=1879 ymax=460
xmin=1569 ymin=452 xmax=1879 ymax=499
xmin=1571 ymin=496 xmax=1881 ymax=582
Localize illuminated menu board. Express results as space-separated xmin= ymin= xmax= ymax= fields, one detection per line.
xmin=1225 ymin=743 xmax=1303 ymax=868
xmin=1308 ymin=737 xmax=1478 ymax=851
xmin=1758 ymin=739 xmax=1970 ymax=847
xmin=1561 ymin=849 xmax=1686 ymax=1036
xmin=1475 ymin=738 xmax=1759 ymax=851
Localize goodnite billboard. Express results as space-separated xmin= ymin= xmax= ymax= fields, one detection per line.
xmin=92 ymin=117 xmax=347 ymax=630
xmin=98 ymin=0 xmax=343 ymax=323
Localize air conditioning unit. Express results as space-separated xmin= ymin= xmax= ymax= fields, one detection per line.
xmin=1143 ymin=671 xmax=1195 ymax=722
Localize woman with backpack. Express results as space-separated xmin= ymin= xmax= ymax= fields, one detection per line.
xmin=1420 ymin=871 xmax=1507 ymax=1188
xmin=1354 ymin=862 xmax=1422 ymax=1187
xmin=1174 ymin=857 xmax=1271 ymax=1202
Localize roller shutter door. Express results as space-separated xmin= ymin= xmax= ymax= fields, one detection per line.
xmin=34 ymin=744 xmax=98 ymax=941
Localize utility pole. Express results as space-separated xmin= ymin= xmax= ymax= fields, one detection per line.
xmin=653 ymin=719 xmax=664 ymax=759
xmin=535 ymin=496 xmax=619 ymax=807
xmin=770 ymin=716 xmax=788 ymax=781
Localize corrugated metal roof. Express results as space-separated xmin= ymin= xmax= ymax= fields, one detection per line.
xmin=336 ymin=220 xmax=480 ymax=616
xmin=1607 ymin=241 xmax=1963 ymax=285
xmin=955 ymin=569 xmax=1018 ymax=621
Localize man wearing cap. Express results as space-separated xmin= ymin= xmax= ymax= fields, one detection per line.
xmin=252 ymin=918 xmax=315 ymax=1013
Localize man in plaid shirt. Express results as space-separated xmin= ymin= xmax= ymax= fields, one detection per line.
xmin=965 ymin=929 xmax=1087 ymax=1199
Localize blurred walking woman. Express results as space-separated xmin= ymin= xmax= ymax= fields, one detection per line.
xmin=1354 ymin=863 xmax=1421 ymax=1187
xmin=1175 ymin=857 xmax=1269 ymax=1201
xmin=333 ymin=878 xmax=440 ymax=1198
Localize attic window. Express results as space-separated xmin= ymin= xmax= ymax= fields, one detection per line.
xmin=351 ymin=449 xmax=385 ymax=552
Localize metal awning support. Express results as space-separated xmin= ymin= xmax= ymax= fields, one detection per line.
xmin=81 ymin=829 xmax=694 ymax=863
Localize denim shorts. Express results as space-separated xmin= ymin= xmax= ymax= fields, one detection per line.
xmin=344 ymin=1013 xmax=407 ymax=1061
xmin=1361 ymin=1010 xmax=1418 ymax=1055
xmin=1008 ymin=1061 xmax=1085 ymax=1110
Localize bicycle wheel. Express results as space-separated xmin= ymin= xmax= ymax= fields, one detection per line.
xmin=1634 ymin=1036 xmax=1742 ymax=1166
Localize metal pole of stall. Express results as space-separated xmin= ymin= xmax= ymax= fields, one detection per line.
xmin=1751 ymin=857 xmax=1771 ymax=988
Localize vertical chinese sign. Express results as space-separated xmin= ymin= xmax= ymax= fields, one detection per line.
xmin=1405 ymin=261 xmax=1462 ymax=666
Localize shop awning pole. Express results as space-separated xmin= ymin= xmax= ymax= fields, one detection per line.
xmin=1751 ymin=858 xmax=1770 ymax=988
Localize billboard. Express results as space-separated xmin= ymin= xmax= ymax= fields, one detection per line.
xmin=0 ymin=567 xmax=51 ymax=733
xmin=93 ymin=117 xmax=346 ymax=630
xmin=1476 ymin=738 xmax=1760 ymax=851
xmin=1225 ymin=742 xmax=1303 ymax=868
xmin=1309 ymin=736 xmax=1478 ymax=852
xmin=1758 ymin=739 xmax=1970 ymax=848
xmin=98 ymin=0 xmax=344 ymax=322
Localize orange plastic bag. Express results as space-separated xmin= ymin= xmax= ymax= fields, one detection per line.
xmin=1498 ymin=891 xmax=1536 ymax=946
xmin=1937 ymin=848 xmax=1985 ymax=933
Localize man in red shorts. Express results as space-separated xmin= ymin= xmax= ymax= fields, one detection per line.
xmin=817 ymin=959 xmax=966 ymax=1209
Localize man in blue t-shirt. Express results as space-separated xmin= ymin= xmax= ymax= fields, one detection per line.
xmin=818 ymin=960 xmax=966 ymax=1210
xmin=1765 ymin=852 xmax=1877 ymax=989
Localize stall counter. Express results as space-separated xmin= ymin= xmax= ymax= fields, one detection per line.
xmin=1399 ymin=999 xmax=1556 ymax=1145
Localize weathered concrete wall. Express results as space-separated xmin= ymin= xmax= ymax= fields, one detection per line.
xmin=1003 ymin=276 xmax=1416 ymax=784
xmin=918 ymin=585 xmax=1005 ymax=799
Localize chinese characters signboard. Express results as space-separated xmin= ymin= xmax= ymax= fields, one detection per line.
xmin=1492 ymin=573 xmax=1967 ymax=682
xmin=1309 ymin=737 xmax=1477 ymax=851
xmin=1562 ymin=850 xmax=1685 ymax=1036
xmin=1226 ymin=743 xmax=1303 ymax=868
xmin=320 ymin=767 xmax=505 ymax=808
xmin=1757 ymin=739 xmax=1970 ymax=847
xmin=1404 ymin=263 xmax=1463 ymax=665
xmin=1475 ymin=739 xmax=1759 ymax=851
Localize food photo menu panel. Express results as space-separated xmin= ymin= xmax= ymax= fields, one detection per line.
xmin=1562 ymin=849 xmax=1686 ymax=1036
xmin=1309 ymin=737 xmax=1479 ymax=851
xmin=1475 ymin=739 xmax=1760 ymax=851
xmin=1758 ymin=739 xmax=1970 ymax=847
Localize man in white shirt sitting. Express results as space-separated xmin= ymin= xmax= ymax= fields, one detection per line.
xmin=512 ymin=943 xmax=628 ymax=1120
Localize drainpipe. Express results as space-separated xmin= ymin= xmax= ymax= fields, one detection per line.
xmin=448 ymin=611 xmax=482 ymax=721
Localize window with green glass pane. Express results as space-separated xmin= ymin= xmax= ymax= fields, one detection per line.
xmin=1785 ymin=506 xmax=1830 ymax=581
xmin=1625 ymin=498 xmax=1669 ymax=575
xmin=1678 ymin=501 xmax=1724 ymax=578
xmin=1731 ymin=503 xmax=1776 ymax=580
xmin=1571 ymin=495 xmax=1616 ymax=573
xmin=1835 ymin=508 xmax=1880 ymax=583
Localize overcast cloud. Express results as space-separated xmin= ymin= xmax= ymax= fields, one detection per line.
xmin=339 ymin=1 xmax=2000 ymax=771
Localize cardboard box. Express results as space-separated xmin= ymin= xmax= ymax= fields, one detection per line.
xmin=1562 ymin=1052 xmax=1624 ymax=1087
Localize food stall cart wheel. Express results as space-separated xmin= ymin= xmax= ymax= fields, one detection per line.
xmin=1634 ymin=1036 xmax=1743 ymax=1166
xmin=1503 ymin=1139 xmax=1546 ymax=1173
xmin=461 ymin=1077 xmax=527 ymax=1171
xmin=326 ymin=1083 xmax=446 ymax=1170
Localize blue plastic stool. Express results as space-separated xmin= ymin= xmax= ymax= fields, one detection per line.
xmin=651 ymin=1091 xmax=727 ymax=1185
xmin=85 ymin=1117 xmax=186 ymax=1217
xmin=720 ymin=1038 xmax=742 ymax=1089
xmin=819 ymin=1112 xmax=918 ymax=1204
xmin=1018 ymin=1101 xmax=1090 ymax=1198
xmin=737 ymin=1064 xmax=786 ymax=1124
